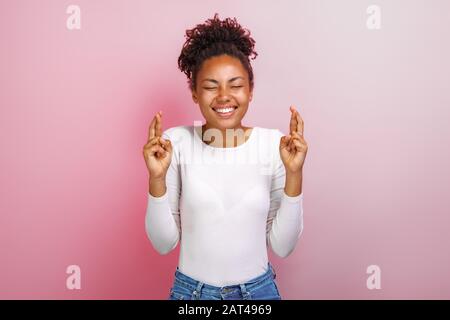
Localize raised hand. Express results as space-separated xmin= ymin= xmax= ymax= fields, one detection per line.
xmin=143 ymin=111 xmax=173 ymax=180
xmin=279 ymin=105 xmax=308 ymax=174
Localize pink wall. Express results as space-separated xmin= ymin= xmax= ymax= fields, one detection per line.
xmin=1 ymin=0 xmax=449 ymax=299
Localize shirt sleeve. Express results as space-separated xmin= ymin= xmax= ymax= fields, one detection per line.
xmin=266 ymin=130 xmax=304 ymax=258
xmin=145 ymin=129 xmax=181 ymax=255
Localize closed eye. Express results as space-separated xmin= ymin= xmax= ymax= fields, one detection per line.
xmin=203 ymin=86 xmax=243 ymax=90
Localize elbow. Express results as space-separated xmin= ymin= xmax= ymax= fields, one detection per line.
xmin=145 ymin=220 xmax=179 ymax=255
xmin=157 ymin=248 xmax=172 ymax=255
xmin=270 ymin=238 xmax=296 ymax=258
xmin=274 ymin=246 xmax=295 ymax=259
xmin=147 ymin=233 xmax=179 ymax=255
xmin=271 ymin=226 xmax=303 ymax=259
xmin=154 ymin=239 xmax=178 ymax=255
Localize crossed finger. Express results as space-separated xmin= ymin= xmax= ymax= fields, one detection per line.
xmin=289 ymin=105 xmax=304 ymax=136
xmin=147 ymin=110 xmax=163 ymax=142
xmin=288 ymin=105 xmax=305 ymax=150
xmin=289 ymin=106 xmax=297 ymax=135
xmin=286 ymin=133 xmax=302 ymax=151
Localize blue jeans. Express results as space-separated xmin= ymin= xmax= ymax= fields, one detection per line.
xmin=168 ymin=263 xmax=282 ymax=300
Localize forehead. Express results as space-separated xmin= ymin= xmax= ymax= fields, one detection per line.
xmin=197 ymin=55 xmax=246 ymax=78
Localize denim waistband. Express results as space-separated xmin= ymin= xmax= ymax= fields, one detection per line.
xmin=173 ymin=263 xmax=277 ymax=297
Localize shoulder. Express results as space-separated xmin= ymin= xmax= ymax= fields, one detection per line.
xmin=162 ymin=125 xmax=194 ymax=145
xmin=256 ymin=127 xmax=285 ymax=170
xmin=256 ymin=127 xmax=285 ymax=144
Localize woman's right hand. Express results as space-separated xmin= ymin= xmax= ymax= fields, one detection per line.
xmin=143 ymin=111 xmax=173 ymax=180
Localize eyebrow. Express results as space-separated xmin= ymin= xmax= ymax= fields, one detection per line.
xmin=201 ymin=77 xmax=245 ymax=84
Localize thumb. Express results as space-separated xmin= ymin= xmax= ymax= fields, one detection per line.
xmin=163 ymin=138 xmax=172 ymax=153
xmin=279 ymin=135 xmax=291 ymax=149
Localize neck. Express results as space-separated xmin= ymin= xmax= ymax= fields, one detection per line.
xmin=200 ymin=123 xmax=252 ymax=148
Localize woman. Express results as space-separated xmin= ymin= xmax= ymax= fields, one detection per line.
xmin=143 ymin=13 xmax=308 ymax=300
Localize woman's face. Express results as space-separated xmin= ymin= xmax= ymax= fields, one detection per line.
xmin=192 ymin=54 xmax=253 ymax=131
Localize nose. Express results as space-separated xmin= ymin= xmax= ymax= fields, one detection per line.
xmin=216 ymin=86 xmax=231 ymax=103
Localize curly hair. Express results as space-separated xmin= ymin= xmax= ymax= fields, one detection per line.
xmin=178 ymin=13 xmax=258 ymax=92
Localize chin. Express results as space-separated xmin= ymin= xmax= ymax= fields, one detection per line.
xmin=214 ymin=120 xmax=241 ymax=130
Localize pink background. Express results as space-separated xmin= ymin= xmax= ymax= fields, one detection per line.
xmin=1 ymin=0 xmax=449 ymax=299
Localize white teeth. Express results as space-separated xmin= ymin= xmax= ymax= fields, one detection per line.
xmin=214 ymin=107 xmax=235 ymax=113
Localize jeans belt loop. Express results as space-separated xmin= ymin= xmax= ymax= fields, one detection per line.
xmin=240 ymin=284 xmax=250 ymax=300
xmin=193 ymin=282 xmax=203 ymax=300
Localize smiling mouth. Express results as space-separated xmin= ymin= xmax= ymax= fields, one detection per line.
xmin=212 ymin=106 xmax=238 ymax=118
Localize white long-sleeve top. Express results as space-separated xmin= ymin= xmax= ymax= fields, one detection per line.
xmin=145 ymin=125 xmax=304 ymax=287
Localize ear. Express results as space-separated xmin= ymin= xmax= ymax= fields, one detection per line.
xmin=191 ymin=88 xmax=198 ymax=104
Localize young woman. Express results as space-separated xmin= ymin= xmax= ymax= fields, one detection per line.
xmin=143 ymin=13 xmax=308 ymax=300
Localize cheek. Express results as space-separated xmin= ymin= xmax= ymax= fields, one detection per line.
xmin=236 ymin=91 xmax=251 ymax=103
xmin=195 ymin=97 xmax=209 ymax=107
xmin=198 ymin=92 xmax=215 ymax=102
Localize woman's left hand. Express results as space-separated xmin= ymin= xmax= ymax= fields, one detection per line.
xmin=279 ymin=105 xmax=308 ymax=173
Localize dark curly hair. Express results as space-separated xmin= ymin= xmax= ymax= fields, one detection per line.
xmin=178 ymin=13 xmax=258 ymax=92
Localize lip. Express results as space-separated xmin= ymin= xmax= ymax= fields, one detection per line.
xmin=212 ymin=106 xmax=238 ymax=119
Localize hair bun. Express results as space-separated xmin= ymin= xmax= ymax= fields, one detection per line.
xmin=185 ymin=13 xmax=257 ymax=60
xmin=178 ymin=13 xmax=258 ymax=90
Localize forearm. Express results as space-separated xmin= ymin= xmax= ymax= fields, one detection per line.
xmin=269 ymin=184 xmax=304 ymax=258
xmin=149 ymin=177 xmax=167 ymax=197
xmin=146 ymin=175 xmax=180 ymax=255
xmin=284 ymin=170 xmax=302 ymax=196
xmin=145 ymin=189 xmax=179 ymax=255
